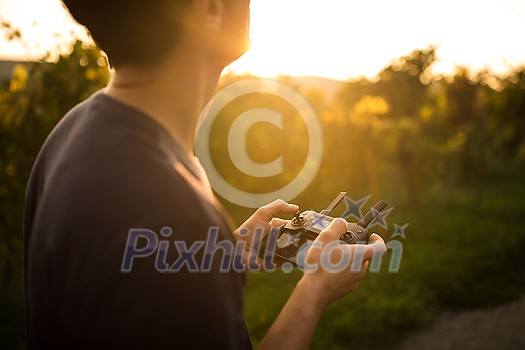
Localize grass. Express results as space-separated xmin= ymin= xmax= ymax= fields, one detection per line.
xmin=2 ymin=179 xmax=522 ymax=350
xmin=243 ymin=178 xmax=525 ymax=349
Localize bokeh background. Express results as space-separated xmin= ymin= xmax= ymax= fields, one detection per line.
xmin=1 ymin=0 xmax=524 ymax=349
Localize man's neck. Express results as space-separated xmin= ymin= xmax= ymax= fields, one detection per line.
xmin=105 ymin=50 xmax=222 ymax=154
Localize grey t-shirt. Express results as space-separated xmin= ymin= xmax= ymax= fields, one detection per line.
xmin=24 ymin=92 xmax=251 ymax=349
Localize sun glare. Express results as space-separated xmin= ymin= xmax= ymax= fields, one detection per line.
xmin=1 ymin=0 xmax=524 ymax=80
xmin=228 ymin=0 xmax=438 ymax=79
xmin=227 ymin=0 xmax=525 ymax=80
xmin=0 ymin=0 xmax=90 ymax=61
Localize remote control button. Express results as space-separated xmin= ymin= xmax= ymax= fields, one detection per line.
xmin=292 ymin=217 xmax=306 ymax=226
xmin=357 ymin=230 xmax=363 ymax=234
xmin=291 ymin=211 xmax=306 ymax=226
xmin=342 ymin=232 xmax=355 ymax=241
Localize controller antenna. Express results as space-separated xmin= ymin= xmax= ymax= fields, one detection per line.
xmin=320 ymin=192 xmax=347 ymax=216
xmin=358 ymin=200 xmax=388 ymax=228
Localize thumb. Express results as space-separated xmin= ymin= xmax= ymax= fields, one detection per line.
xmin=315 ymin=218 xmax=348 ymax=245
xmin=368 ymin=233 xmax=385 ymax=245
xmin=362 ymin=233 xmax=387 ymax=261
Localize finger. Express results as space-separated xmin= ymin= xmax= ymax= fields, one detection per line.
xmin=269 ymin=218 xmax=288 ymax=227
xmin=315 ymin=218 xmax=348 ymax=245
xmin=369 ymin=233 xmax=385 ymax=245
xmin=256 ymin=199 xmax=299 ymax=222
xmin=362 ymin=233 xmax=387 ymax=261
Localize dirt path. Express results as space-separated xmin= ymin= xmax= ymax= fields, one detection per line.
xmin=388 ymin=294 xmax=525 ymax=350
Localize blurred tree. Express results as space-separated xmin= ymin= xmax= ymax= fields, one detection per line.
xmin=376 ymin=47 xmax=436 ymax=119
xmin=373 ymin=47 xmax=436 ymax=206
xmin=441 ymin=68 xmax=489 ymax=198
xmin=490 ymin=68 xmax=525 ymax=171
xmin=348 ymin=95 xmax=390 ymax=196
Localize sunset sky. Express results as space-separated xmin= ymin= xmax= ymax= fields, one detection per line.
xmin=1 ymin=0 xmax=524 ymax=80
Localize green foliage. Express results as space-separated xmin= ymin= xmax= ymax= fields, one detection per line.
xmin=244 ymin=179 xmax=525 ymax=349
xmin=225 ymin=48 xmax=525 ymax=348
xmin=1 ymin=27 xmax=524 ymax=350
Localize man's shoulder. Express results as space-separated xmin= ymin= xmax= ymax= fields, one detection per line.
xmin=42 ymin=92 xmax=165 ymax=162
xmin=32 ymin=91 xmax=182 ymax=187
xmin=27 ymin=91 xmax=221 ymax=239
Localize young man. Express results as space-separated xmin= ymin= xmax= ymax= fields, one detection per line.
xmin=24 ymin=0 xmax=386 ymax=349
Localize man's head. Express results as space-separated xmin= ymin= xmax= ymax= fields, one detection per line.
xmin=62 ymin=0 xmax=250 ymax=69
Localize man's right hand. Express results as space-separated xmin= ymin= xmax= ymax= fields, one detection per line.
xmin=258 ymin=218 xmax=387 ymax=350
xmin=298 ymin=218 xmax=387 ymax=307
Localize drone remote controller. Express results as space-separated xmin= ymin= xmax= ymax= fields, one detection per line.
xmin=261 ymin=192 xmax=388 ymax=267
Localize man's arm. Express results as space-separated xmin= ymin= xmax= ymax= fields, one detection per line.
xmin=259 ymin=222 xmax=385 ymax=349
xmin=236 ymin=202 xmax=386 ymax=350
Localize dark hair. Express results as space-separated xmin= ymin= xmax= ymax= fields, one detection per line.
xmin=62 ymin=0 xmax=191 ymax=68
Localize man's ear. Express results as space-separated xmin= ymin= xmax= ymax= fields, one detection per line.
xmin=193 ymin=0 xmax=224 ymax=30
